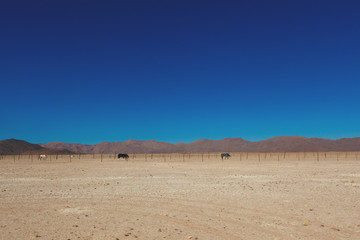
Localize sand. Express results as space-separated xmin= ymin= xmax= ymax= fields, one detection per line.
xmin=0 ymin=155 xmax=359 ymax=239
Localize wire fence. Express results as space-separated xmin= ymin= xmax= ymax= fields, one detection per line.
xmin=0 ymin=152 xmax=359 ymax=164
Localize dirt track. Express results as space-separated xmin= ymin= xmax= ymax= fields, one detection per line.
xmin=1 ymin=157 xmax=360 ymax=239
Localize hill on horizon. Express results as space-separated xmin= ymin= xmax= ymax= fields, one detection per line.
xmin=37 ymin=136 xmax=360 ymax=154
xmin=0 ymin=139 xmax=74 ymax=155
xmin=2 ymin=137 xmax=360 ymax=155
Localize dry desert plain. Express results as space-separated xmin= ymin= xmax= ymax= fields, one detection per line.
xmin=0 ymin=153 xmax=360 ymax=240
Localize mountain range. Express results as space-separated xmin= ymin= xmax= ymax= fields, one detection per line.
xmin=40 ymin=136 xmax=360 ymax=153
xmin=0 ymin=139 xmax=73 ymax=155
xmin=1 ymin=136 xmax=360 ymax=155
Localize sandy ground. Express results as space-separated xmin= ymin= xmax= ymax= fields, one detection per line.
xmin=0 ymin=156 xmax=360 ymax=240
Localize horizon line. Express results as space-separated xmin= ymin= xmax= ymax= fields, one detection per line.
xmin=3 ymin=135 xmax=360 ymax=145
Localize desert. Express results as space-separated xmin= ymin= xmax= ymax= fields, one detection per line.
xmin=1 ymin=153 xmax=359 ymax=240
xmin=3 ymin=1 xmax=360 ymax=239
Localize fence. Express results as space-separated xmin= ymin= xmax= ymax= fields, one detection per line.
xmin=0 ymin=152 xmax=360 ymax=164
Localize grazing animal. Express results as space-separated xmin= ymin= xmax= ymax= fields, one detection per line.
xmin=39 ymin=154 xmax=47 ymax=160
xmin=117 ymin=153 xmax=129 ymax=160
xmin=221 ymin=153 xmax=231 ymax=160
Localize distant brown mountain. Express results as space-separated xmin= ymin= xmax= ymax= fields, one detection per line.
xmin=41 ymin=139 xmax=179 ymax=154
xmin=39 ymin=136 xmax=360 ymax=154
xmin=0 ymin=139 xmax=74 ymax=155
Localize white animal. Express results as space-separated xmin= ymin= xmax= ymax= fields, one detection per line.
xmin=39 ymin=154 xmax=47 ymax=160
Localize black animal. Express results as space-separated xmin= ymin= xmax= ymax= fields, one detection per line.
xmin=221 ymin=153 xmax=231 ymax=160
xmin=117 ymin=153 xmax=129 ymax=160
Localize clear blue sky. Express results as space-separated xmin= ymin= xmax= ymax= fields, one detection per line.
xmin=1 ymin=0 xmax=360 ymax=144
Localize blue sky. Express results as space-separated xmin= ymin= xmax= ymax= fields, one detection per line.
xmin=1 ymin=0 xmax=360 ymax=144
